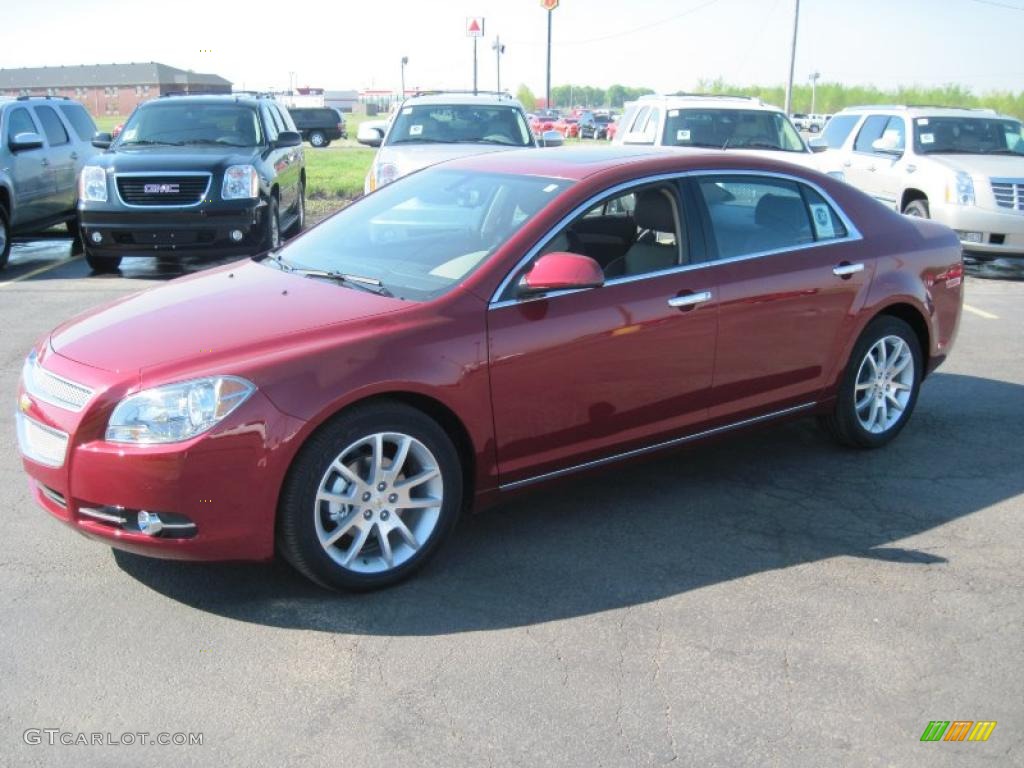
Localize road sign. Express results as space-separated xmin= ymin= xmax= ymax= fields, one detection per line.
xmin=541 ymin=0 xmax=559 ymax=11
xmin=466 ymin=17 xmax=485 ymax=37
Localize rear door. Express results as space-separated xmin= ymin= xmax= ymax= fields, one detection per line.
xmin=693 ymin=173 xmax=874 ymax=420
xmin=32 ymin=104 xmax=77 ymax=214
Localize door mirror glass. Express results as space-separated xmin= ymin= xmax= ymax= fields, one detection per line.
xmin=808 ymin=137 xmax=829 ymax=153
xmin=275 ymin=130 xmax=302 ymax=148
xmin=91 ymin=131 xmax=112 ymax=149
xmin=9 ymin=131 xmax=44 ymax=152
xmin=357 ymin=122 xmax=385 ymax=147
xmin=519 ymin=252 xmax=604 ymax=295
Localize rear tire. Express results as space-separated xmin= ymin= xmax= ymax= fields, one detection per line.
xmin=0 ymin=204 xmax=10 ymax=269
xmin=309 ymin=131 xmax=327 ymax=148
xmin=903 ymin=199 xmax=930 ymax=218
xmin=85 ymin=249 xmax=122 ymax=273
xmin=821 ymin=316 xmax=923 ymax=449
xmin=277 ymin=402 xmax=463 ymax=591
xmin=286 ymin=183 xmax=305 ymax=238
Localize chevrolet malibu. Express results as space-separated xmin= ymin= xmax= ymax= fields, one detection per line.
xmin=17 ymin=147 xmax=963 ymax=591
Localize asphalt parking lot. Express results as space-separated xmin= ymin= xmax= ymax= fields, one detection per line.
xmin=1 ymin=239 xmax=1022 ymax=767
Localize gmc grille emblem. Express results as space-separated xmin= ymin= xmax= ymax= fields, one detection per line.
xmin=143 ymin=183 xmax=180 ymax=194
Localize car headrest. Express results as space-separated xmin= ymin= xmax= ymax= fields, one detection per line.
xmin=634 ymin=189 xmax=676 ymax=233
xmin=755 ymin=194 xmax=808 ymax=233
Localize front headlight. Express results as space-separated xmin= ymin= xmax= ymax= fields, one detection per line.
xmin=375 ymin=162 xmax=399 ymax=188
xmin=79 ymin=165 xmax=107 ymax=203
xmin=946 ymin=171 xmax=975 ymax=206
xmin=222 ymin=165 xmax=259 ymax=200
xmin=106 ymin=376 xmax=255 ymax=444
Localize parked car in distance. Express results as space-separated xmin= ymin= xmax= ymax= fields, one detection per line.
xmin=810 ymin=105 xmax=1024 ymax=263
xmin=613 ymin=94 xmax=813 ymax=167
xmin=606 ymin=115 xmax=619 ymax=141
xmin=357 ymin=91 xmax=555 ymax=194
xmin=792 ymin=113 xmax=811 ymax=131
xmin=579 ymin=112 xmax=614 ymax=139
xmin=0 ymin=96 xmax=98 ymax=268
xmin=17 ymin=146 xmax=962 ymax=591
xmin=553 ymin=116 xmax=580 ymax=138
xmin=78 ymin=94 xmax=305 ymax=272
xmin=529 ymin=112 xmax=557 ymax=136
xmin=288 ymin=106 xmax=347 ymax=147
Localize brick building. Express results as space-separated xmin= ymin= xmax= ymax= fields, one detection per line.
xmin=0 ymin=62 xmax=232 ymax=117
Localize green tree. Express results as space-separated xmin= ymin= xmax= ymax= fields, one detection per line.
xmin=516 ymin=84 xmax=537 ymax=112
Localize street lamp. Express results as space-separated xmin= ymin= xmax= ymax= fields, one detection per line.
xmin=400 ymin=56 xmax=409 ymax=100
xmin=808 ymin=70 xmax=821 ymax=114
xmin=492 ymin=37 xmax=506 ymax=92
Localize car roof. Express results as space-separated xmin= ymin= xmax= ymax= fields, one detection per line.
xmin=401 ymin=92 xmax=524 ymax=108
xmin=137 ymin=95 xmax=264 ymax=108
xmin=628 ymin=94 xmax=784 ymax=113
xmin=835 ymin=105 xmax=1014 ymax=120
xmin=439 ymin=145 xmax=812 ymax=182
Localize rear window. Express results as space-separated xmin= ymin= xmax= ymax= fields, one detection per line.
xmin=662 ymin=109 xmax=805 ymax=152
xmin=58 ymin=103 xmax=97 ymax=142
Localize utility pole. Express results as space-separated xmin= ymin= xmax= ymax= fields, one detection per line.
xmin=808 ymin=70 xmax=820 ymax=114
xmin=400 ymin=56 xmax=408 ymax=100
xmin=546 ymin=9 xmax=552 ymax=109
xmin=473 ymin=38 xmax=478 ymax=94
xmin=492 ymin=36 xmax=506 ymax=92
xmin=784 ymin=0 xmax=800 ymax=115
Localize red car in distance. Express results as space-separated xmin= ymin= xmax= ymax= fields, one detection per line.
xmin=554 ymin=116 xmax=580 ymax=138
xmin=17 ymin=147 xmax=963 ymax=590
xmin=529 ymin=111 xmax=558 ymax=135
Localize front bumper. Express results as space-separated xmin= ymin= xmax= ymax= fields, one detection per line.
xmin=931 ymin=202 xmax=1024 ymax=257
xmin=17 ymin=348 xmax=305 ymax=561
xmin=78 ymin=199 xmax=267 ymax=259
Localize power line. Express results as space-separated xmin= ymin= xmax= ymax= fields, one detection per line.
xmin=966 ymin=0 xmax=1024 ymax=10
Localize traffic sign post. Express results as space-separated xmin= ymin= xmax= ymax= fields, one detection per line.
xmin=467 ymin=17 xmax=485 ymax=94
xmin=540 ymin=1 xmax=558 ymax=109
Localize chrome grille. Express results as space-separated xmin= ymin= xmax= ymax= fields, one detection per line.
xmin=991 ymin=178 xmax=1024 ymax=211
xmin=23 ymin=355 xmax=93 ymax=412
xmin=115 ymin=173 xmax=211 ymax=207
xmin=16 ymin=413 xmax=69 ymax=468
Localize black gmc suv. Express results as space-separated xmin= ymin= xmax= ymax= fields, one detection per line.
xmin=79 ymin=94 xmax=305 ymax=272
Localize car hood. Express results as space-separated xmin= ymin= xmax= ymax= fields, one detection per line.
xmin=91 ymin=145 xmax=261 ymax=174
xmin=49 ymin=260 xmax=406 ymax=376
xmin=923 ymin=153 xmax=1024 ymax=178
xmin=376 ymin=142 xmax=524 ymax=176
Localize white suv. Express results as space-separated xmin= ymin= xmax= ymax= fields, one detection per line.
xmin=611 ymin=94 xmax=813 ymax=166
xmin=811 ymin=105 xmax=1024 ymax=261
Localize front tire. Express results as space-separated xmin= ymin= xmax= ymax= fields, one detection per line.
xmin=821 ymin=316 xmax=922 ymax=449
xmin=278 ymin=402 xmax=463 ymax=591
xmin=0 ymin=204 xmax=10 ymax=269
xmin=903 ymin=199 xmax=930 ymax=218
xmin=309 ymin=131 xmax=327 ymax=148
xmin=263 ymin=196 xmax=281 ymax=251
xmin=85 ymin=249 xmax=122 ymax=273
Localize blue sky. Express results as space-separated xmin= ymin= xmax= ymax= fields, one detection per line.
xmin=5 ymin=0 xmax=1023 ymax=94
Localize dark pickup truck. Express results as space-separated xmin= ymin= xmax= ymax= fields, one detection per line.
xmin=78 ymin=94 xmax=305 ymax=272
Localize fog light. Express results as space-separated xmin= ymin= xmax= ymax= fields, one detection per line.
xmin=230 ymin=229 xmax=243 ymax=242
xmin=90 ymin=231 xmax=103 ymax=244
xmin=137 ymin=510 xmax=163 ymax=536
xmin=955 ymin=230 xmax=984 ymax=244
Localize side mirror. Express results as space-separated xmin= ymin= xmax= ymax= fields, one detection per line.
xmin=539 ymin=130 xmax=564 ymax=148
xmin=91 ymin=131 xmax=112 ymax=149
xmin=9 ymin=131 xmax=44 ymax=152
xmin=518 ymin=252 xmax=604 ymax=295
xmin=357 ymin=122 xmax=385 ymax=147
xmin=871 ymin=137 xmax=903 ymax=156
xmin=275 ymin=130 xmax=303 ymax=148
xmin=808 ymin=137 xmax=829 ymax=153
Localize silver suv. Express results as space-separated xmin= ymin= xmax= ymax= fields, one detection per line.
xmin=811 ymin=105 xmax=1024 ymax=261
xmin=358 ymin=91 xmax=547 ymax=194
xmin=0 ymin=96 xmax=98 ymax=268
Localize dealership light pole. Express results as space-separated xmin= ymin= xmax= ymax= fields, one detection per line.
xmin=784 ymin=0 xmax=800 ymax=115
xmin=400 ymin=56 xmax=408 ymax=100
xmin=808 ymin=70 xmax=820 ymax=114
xmin=492 ymin=36 xmax=506 ymax=92
xmin=541 ymin=0 xmax=558 ymax=109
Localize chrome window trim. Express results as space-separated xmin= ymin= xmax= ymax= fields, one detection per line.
xmin=499 ymin=402 xmax=816 ymax=491
xmin=113 ymin=171 xmax=213 ymax=210
xmin=488 ymin=169 xmax=863 ymax=309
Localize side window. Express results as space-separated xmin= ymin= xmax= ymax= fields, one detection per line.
xmin=272 ymin=104 xmax=296 ymax=132
xmin=853 ymin=115 xmax=890 ymax=153
xmin=697 ymin=177 xmax=813 ymax=260
xmin=876 ymin=116 xmax=906 ymax=153
xmin=260 ymin=105 xmax=279 ymax=142
xmin=58 ymin=103 xmax=97 ymax=142
xmin=34 ymin=106 xmax=70 ymax=146
xmin=6 ymin=107 xmax=40 ymax=142
xmin=624 ymin=107 xmax=659 ymax=145
xmin=820 ymin=114 xmax=860 ymax=149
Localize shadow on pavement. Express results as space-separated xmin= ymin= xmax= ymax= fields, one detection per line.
xmin=115 ymin=372 xmax=1024 ymax=635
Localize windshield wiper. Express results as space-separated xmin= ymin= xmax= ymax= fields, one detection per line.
xmin=982 ymin=148 xmax=1021 ymax=155
xmin=388 ymin=138 xmax=452 ymax=144
xmin=293 ymin=269 xmax=394 ymax=297
xmin=120 ymin=139 xmax=175 ymax=146
xmin=169 ymin=139 xmax=250 ymax=147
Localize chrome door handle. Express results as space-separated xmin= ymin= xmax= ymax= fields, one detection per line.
xmin=40 ymin=158 xmax=49 ymax=166
xmin=841 ymin=160 xmax=852 ymax=168
xmin=867 ymin=165 xmax=876 ymax=172
xmin=833 ymin=262 xmax=865 ymax=277
xmin=70 ymin=152 xmax=79 ymax=160
xmin=905 ymin=164 xmax=916 ymax=173
xmin=668 ymin=290 xmax=713 ymax=308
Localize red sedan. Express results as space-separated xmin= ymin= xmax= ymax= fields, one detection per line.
xmin=17 ymin=148 xmax=963 ymax=590
xmin=554 ymin=117 xmax=580 ymax=138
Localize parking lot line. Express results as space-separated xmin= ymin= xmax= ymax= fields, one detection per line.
xmin=0 ymin=255 xmax=82 ymax=290
xmin=963 ymin=303 xmax=1000 ymax=320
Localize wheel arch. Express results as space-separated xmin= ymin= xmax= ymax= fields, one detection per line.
xmin=900 ymin=187 xmax=928 ymax=213
xmin=0 ymin=182 xmax=11 ymax=216
xmin=876 ymin=301 xmax=931 ymax=375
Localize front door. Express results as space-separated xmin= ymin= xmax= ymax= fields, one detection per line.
xmin=5 ymin=106 xmax=51 ymax=228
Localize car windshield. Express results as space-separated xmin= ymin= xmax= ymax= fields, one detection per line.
xmin=387 ymin=104 xmax=533 ymax=146
xmin=662 ymin=108 xmax=806 ymax=152
xmin=913 ymin=116 xmax=1024 ymax=155
xmin=116 ymin=104 xmax=263 ymax=147
xmin=268 ymin=169 xmax=571 ymax=301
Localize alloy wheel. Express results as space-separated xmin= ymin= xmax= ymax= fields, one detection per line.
xmin=853 ymin=335 xmax=915 ymax=434
xmin=314 ymin=432 xmax=443 ymax=574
